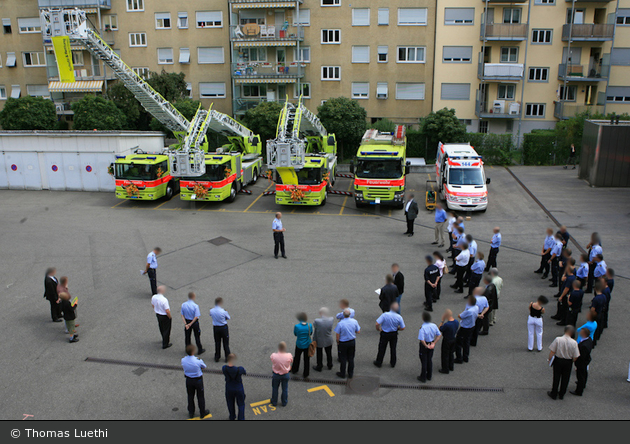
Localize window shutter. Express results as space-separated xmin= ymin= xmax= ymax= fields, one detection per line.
xmin=352 ymin=8 xmax=370 ymax=26
xmin=396 ymin=83 xmax=425 ymax=100
xmin=444 ymin=8 xmax=474 ymax=23
xmin=378 ymin=8 xmax=389 ymax=25
xmin=179 ymin=48 xmax=190 ymax=64
xmin=398 ymin=8 xmax=427 ymax=25
xmin=17 ymin=17 xmax=41 ymax=29
xmin=199 ymin=83 xmax=225 ymax=97
xmin=352 ymin=46 xmax=369 ymax=63
xmin=352 ymin=82 xmax=369 ymax=97
xmin=443 ymin=46 xmax=472 ymax=61
xmin=611 ymin=48 xmax=630 ymax=66
xmin=198 ymin=47 xmax=224 ymax=64
xmin=440 ymin=83 xmax=471 ymax=100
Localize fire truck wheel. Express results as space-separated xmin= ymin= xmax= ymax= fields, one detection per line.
xmin=227 ymin=183 xmax=237 ymax=203
xmin=321 ymin=192 xmax=327 ymax=206
xmin=165 ymin=183 xmax=175 ymax=200
xmin=252 ymin=168 xmax=258 ymax=184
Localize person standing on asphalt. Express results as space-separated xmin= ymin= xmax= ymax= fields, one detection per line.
xmin=451 ymin=242 xmax=470 ymax=294
xmin=577 ymin=310 xmax=598 ymax=341
xmin=223 ymin=353 xmax=246 ymax=420
xmin=470 ymin=288 xmax=489 ymax=346
xmin=272 ymin=212 xmax=287 ymax=259
xmin=463 ymin=234 xmax=477 ymax=286
xmin=59 ymin=292 xmax=79 ymax=343
xmin=590 ymin=281 xmax=607 ymax=346
xmin=291 ymin=312 xmax=313 ymax=378
xmin=432 ymin=204 xmax=448 ymax=247
xmin=527 ymin=296 xmax=548 ymax=352
xmin=433 ymin=252 xmax=446 ymax=301
xmin=485 ymin=227 xmax=501 ymax=271
xmin=423 ymin=255 xmax=440 ymax=312
xmin=438 ymin=309 xmax=459 ymax=374
xmin=181 ymin=292 xmax=205 ymax=355
xmin=270 ymin=342 xmax=293 ymax=407
xmin=44 ymin=267 xmax=62 ymax=323
xmin=564 ymin=144 xmax=577 ymax=170
xmin=312 ymin=308 xmax=334 ymax=372
xmin=576 ymin=254 xmax=589 ymax=288
xmin=403 ymin=194 xmax=419 ymax=237
xmin=392 ymin=264 xmax=405 ymax=313
xmin=585 ymin=233 xmax=603 ymax=293
xmin=379 ymin=274 xmax=399 ymax=313
xmin=455 ymin=295 xmax=479 ymax=364
xmin=489 ymin=268 xmax=503 ymax=325
xmin=548 ymin=233 xmax=564 ymax=288
xmin=446 ymin=211 xmax=457 ymax=253
xmin=210 ymin=297 xmax=231 ymax=362
xmin=535 ymin=228 xmax=555 ymax=278
xmin=152 ymin=285 xmax=172 ymax=349
xmin=336 ymin=299 xmax=355 ymax=319
xmin=565 ymin=280 xmax=584 ymax=327
xmin=57 ymin=276 xmax=78 ymax=333
xmin=335 ymin=309 xmax=361 ymax=379
xmin=548 ymin=325 xmax=580 ymax=400
xmin=373 ymin=302 xmax=405 ymax=368
xmin=570 ymin=328 xmax=593 ymax=397
xmin=417 ymin=312 xmax=441 ymax=383
xmin=450 ymin=226 xmax=466 ymax=270
xmin=467 ymin=252 xmax=485 ymax=297
xmin=143 ymin=247 xmax=161 ymax=296
xmin=181 ymin=344 xmax=210 ymax=419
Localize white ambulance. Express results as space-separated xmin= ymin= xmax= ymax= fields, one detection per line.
xmin=435 ymin=142 xmax=490 ymax=211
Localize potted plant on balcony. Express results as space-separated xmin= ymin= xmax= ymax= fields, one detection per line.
xmin=104 ymin=24 xmax=112 ymax=32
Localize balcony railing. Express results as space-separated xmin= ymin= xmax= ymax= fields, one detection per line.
xmin=38 ymin=0 xmax=111 ymax=8
xmin=481 ymin=23 xmax=528 ymax=40
xmin=478 ymin=62 xmax=524 ymax=80
xmin=231 ymin=0 xmax=301 ymax=5
xmin=562 ymin=24 xmax=614 ymax=41
xmin=558 ymin=63 xmax=609 ymax=81
xmin=230 ymin=24 xmax=304 ymax=43
xmin=232 ymin=62 xmax=304 ymax=80
xmin=482 ymin=0 xmax=527 ymax=2
xmin=554 ymin=102 xmax=605 ymax=120
xmin=476 ymin=99 xmax=522 ymax=119
xmin=44 ymin=29 xmax=114 ymax=46
xmin=233 ymin=97 xmax=289 ymax=114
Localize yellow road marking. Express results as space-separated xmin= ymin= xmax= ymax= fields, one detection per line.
xmin=339 ymin=178 xmax=354 ymax=215
xmin=250 ymin=399 xmax=271 ymax=408
xmin=244 ymin=182 xmax=273 ymax=212
xmin=307 ymin=385 xmax=335 ymax=397
xmin=187 ymin=413 xmax=212 ymax=420
xmin=153 ymin=200 xmax=169 ymax=210
xmin=110 ymin=200 xmax=126 ymax=209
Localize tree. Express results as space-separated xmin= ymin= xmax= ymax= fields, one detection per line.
xmin=371 ymin=118 xmax=396 ymax=133
xmin=71 ymin=95 xmax=127 ymax=130
xmin=147 ymin=70 xmax=188 ymax=103
xmin=241 ymin=101 xmax=283 ymax=143
xmin=149 ymin=98 xmax=202 ymax=138
xmin=0 ymin=96 xmax=57 ymax=130
xmin=555 ymin=110 xmax=630 ymax=157
xmin=317 ymin=97 xmax=367 ymax=160
xmin=105 ymin=82 xmax=150 ymax=131
xmin=419 ymin=108 xmax=466 ymax=160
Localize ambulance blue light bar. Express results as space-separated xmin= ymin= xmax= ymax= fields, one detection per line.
xmin=360 ymin=151 xmax=397 ymax=156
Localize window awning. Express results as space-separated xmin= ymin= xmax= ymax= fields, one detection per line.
xmin=179 ymin=49 xmax=190 ymax=64
xmin=232 ymin=2 xmax=297 ymax=9
xmin=11 ymin=85 xmax=21 ymax=98
xmin=48 ymin=80 xmax=104 ymax=92
xmin=6 ymin=53 xmax=16 ymax=67
xmin=377 ymin=84 xmax=388 ymax=95
xmin=234 ymin=78 xmax=296 ymax=84
xmin=234 ymin=40 xmax=297 ymax=48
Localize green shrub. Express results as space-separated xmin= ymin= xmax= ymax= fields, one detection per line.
xmin=522 ymin=130 xmax=558 ymax=165
xmin=465 ymin=133 xmax=514 ymax=165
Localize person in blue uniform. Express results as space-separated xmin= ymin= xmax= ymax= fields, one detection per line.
xmin=605 ymin=268 xmax=615 ymax=293
xmin=551 ymin=265 xmax=576 ymax=325
xmin=142 ymin=247 xmax=161 ymax=296
xmin=335 ymin=309 xmax=361 ymax=379
xmin=555 ymin=248 xmax=573 ymax=296
xmin=417 ymin=312 xmax=441 ymax=383
xmin=223 ymin=354 xmax=246 ymax=420
xmin=585 ymin=233 xmax=603 ymax=293
xmin=535 ymin=228 xmax=555 ymax=278
xmin=485 ymin=227 xmax=501 ymax=271
xmin=272 ymin=212 xmax=287 ymax=259
xmin=181 ymin=345 xmax=210 ymax=419
xmin=454 ymin=296 xmax=480 ymax=364
xmin=590 ymin=281 xmax=607 ymax=346
xmin=548 ymin=233 xmax=564 ymax=287
xmin=181 ymin=292 xmax=205 ymax=355
xmin=423 ymin=256 xmax=440 ymax=312
xmin=467 ymin=252 xmax=485 ymax=297
xmin=565 ymin=279 xmax=584 ymax=327
xmin=463 ymin=234 xmax=477 ymax=286
xmin=210 ymin=297 xmax=231 ymax=363
xmin=373 ymin=302 xmax=405 ymax=368
xmin=576 ymin=254 xmax=589 ymax=288
xmin=438 ymin=309 xmax=459 ymax=374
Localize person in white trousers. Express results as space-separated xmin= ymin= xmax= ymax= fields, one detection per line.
xmin=527 ymin=296 xmax=549 ymax=351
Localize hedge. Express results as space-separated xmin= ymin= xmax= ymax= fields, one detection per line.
xmin=522 ymin=129 xmax=560 ymax=165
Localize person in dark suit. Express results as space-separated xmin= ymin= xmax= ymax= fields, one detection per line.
xmin=44 ymin=267 xmax=62 ymax=322
xmin=379 ymin=274 xmax=399 ymax=313
xmin=570 ymin=328 xmax=593 ymax=396
xmin=403 ymin=194 xmax=419 ymax=237
xmin=392 ymin=264 xmax=405 ymax=313
xmin=479 ymin=275 xmax=497 ymax=335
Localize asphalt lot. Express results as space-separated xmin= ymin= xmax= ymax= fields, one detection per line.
xmin=0 ymin=166 xmax=628 ymax=420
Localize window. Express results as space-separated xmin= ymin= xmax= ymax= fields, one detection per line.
xmin=242 ymin=85 xmax=267 ymax=97
xmin=294 ymin=47 xmax=310 ymax=63
xmin=11 ymin=85 xmax=21 ymax=98
xmin=321 ymin=29 xmax=340 ymax=44
xmin=321 ymin=0 xmax=340 ymax=6
xmin=157 ymin=48 xmax=174 ymax=64
xmin=528 ymin=67 xmax=549 ymax=82
xmin=294 ymin=83 xmax=311 ymax=98
xmin=617 ymin=9 xmax=630 ymax=25
xmin=441 ymin=83 xmax=471 ymax=100
xmin=104 ymin=15 xmax=118 ymax=31
xmin=606 ymin=86 xmax=630 ymax=102
xmin=397 ymin=8 xmax=427 ymax=25
xmin=196 ymin=11 xmax=223 ymax=28
xmin=179 ymin=48 xmax=190 ymax=64
xmin=199 ymin=82 xmax=226 ymax=98
xmin=197 ymin=47 xmax=224 ymax=64
xmin=2 ymin=18 xmax=11 ymax=34
xmin=378 ymin=8 xmax=389 ymax=25
xmin=611 ymin=48 xmax=630 ymax=66
xmin=127 ymin=0 xmax=144 ymax=12
xmin=186 ymin=83 xmax=193 ymax=99
xmin=178 ymin=12 xmax=188 ymax=29
xmin=294 ymin=9 xmax=310 ymax=26
xmin=155 ymin=13 xmax=171 ymax=29
xmin=17 ymin=18 xmax=41 ymax=34
xmin=525 ymin=103 xmax=546 ymax=117
xmin=442 ymin=46 xmax=472 ymax=63
xmin=129 ymin=32 xmax=147 ymax=47
xmin=352 ymin=8 xmax=370 ymax=26
xmin=6 ymin=52 xmax=16 ymax=67
xmin=500 ymin=47 xmax=518 ymax=63
xmin=559 ymin=85 xmax=577 ymax=101
xmin=444 ymin=8 xmax=474 ymax=25
xmin=352 ymin=46 xmax=370 ymax=63
xmin=133 ymin=67 xmax=150 ymax=78
xmin=27 ymin=84 xmax=49 ymax=98
xmin=535 ymin=0 xmax=555 ymax=4
xmin=23 ymin=52 xmax=45 ymax=67
xmin=396 ymin=83 xmax=425 ymax=100
xmin=71 ymin=51 xmax=84 ymax=66
xmin=377 ymin=46 xmax=388 ymax=62
xmin=0 ymin=54 xmax=2 ymax=68
xmin=479 ymin=121 xmax=489 ymax=134
xmin=321 ymin=66 xmax=341 ymax=80
xmin=0 ymin=85 xmax=6 ymax=100
xmin=532 ymin=29 xmax=552 ymax=44
xmin=352 ymin=82 xmax=369 ymax=99
xmin=244 ymin=47 xmax=267 ymax=62
xmin=506 ymin=120 xmax=513 ymax=132
xmin=498 ymin=84 xmax=516 ymax=100
xmin=503 ymin=8 xmax=521 ymax=24
xmin=375 ymin=83 xmax=388 ymax=99
xmin=397 ymin=46 xmax=425 ymax=63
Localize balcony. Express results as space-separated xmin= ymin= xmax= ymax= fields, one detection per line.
xmin=565 ymin=0 xmax=612 ymax=2
xmin=482 ymin=0 xmax=527 ymax=2
xmin=233 ymin=97 xmax=288 ymax=115
xmin=554 ymin=102 xmax=605 ymax=120
xmin=232 ymin=63 xmax=304 ymax=82
xmin=38 ymin=0 xmax=111 ymax=8
xmin=478 ymin=62 xmax=524 ymax=81
xmin=231 ymin=0 xmax=302 ymax=9
xmin=558 ymin=63 xmax=609 ymax=81
xmin=476 ymin=99 xmax=521 ymax=119
xmin=481 ymin=23 xmax=528 ymax=41
xmin=562 ymin=24 xmax=614 ymax=41
xmin=44 ymin=29 xmax=114 ymax=46
xmin=230 ymin=24 xmax=304 ymax=47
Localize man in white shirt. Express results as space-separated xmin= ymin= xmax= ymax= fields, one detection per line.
xmin=151 ymin=285 xmax=172 ymax=349
xmin=450 ymin=242 xmax=470 ymax=293
xmin=272 ymin=212 xmax=287 ymax=259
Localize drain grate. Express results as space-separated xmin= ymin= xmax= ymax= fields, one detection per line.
xmin=84 ymin=358 xmax=503 ymax=393
xmin=208 ymin=236 xmax=231 ymax=246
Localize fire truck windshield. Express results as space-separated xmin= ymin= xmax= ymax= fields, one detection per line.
xmin=187 ymin=164 xmax=226 ymax=182
xmin=355 ymin=159 xmax=402 ymax=179
xmin=115 ymin=163 xmax=158 ymax=181
xmin=449 ymin=168 xmax=484 ymax=186
xmin=296 ymin=167 xmax=322 ymax=185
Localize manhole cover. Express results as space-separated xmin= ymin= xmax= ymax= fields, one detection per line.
xmin=346 ymin=375 xmax=380 ymax=395
xmin=209 ymin=237 xmax=232 ymax=246
xmin=132 ymin=367 xmax=147 ymax=376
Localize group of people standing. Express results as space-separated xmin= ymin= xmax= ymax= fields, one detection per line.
xmin=44 ymin=267 xmax=79 ymax=343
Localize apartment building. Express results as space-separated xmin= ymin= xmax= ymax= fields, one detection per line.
xmin=433 ymin=0 xmax=630 ymax=138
